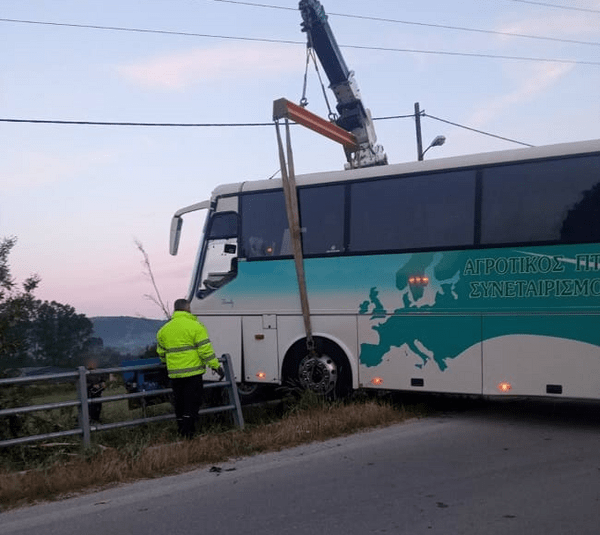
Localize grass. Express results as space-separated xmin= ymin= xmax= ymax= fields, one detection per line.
xmin=0 ymin=390 xmax=421 ymax=511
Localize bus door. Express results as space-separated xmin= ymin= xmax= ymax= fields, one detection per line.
xmin=196 ymin=211 xmax=239 ymax=298
xmin=194 ymin=209 xmax=243 ymax=380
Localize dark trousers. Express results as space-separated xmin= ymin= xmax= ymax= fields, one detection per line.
xmin=171 ymin=374 xmax=204 ymax=438
xmin=87 ymin=386 xmax=104 ymax=422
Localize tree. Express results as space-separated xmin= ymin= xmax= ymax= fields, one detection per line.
xmin=29 ymin=300 xmax=94 ymax=368
xmin=135 ymin=239 xmax=170 ymax=320
xmin=0 ymin=238 xmax=96 ymax=440
xmin=0 ymin=237 xmax=40 ymax=369
xmin=0 ymin=237 xmax=40 ymax=439
xmin=1 ymin=236 xmax=95 ymax=370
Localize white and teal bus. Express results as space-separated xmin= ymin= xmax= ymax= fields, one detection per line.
xmin=170 ymin=138 xmax=600 ymax=400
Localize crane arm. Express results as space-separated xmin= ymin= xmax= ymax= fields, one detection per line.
xmin=299 ymin=0 xmax=387 ymax=168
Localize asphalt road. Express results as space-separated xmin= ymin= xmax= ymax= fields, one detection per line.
xmin=1 ymin=398 xmax=599 ymax=535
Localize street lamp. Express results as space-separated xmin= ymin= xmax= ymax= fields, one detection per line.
xmin=420 ymin=135 xmax=446 ymax=160
xmin=414 ymin=102 xmax=446 ymax=161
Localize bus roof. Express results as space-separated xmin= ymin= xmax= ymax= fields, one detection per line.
xmin=211 ymin=138 xmax=600 ymax=199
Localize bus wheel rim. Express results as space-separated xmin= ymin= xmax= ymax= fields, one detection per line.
xmin=298 ymin=354 xmax=337 ymax=394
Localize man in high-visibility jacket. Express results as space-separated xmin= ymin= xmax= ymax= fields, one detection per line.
xmin=157 ymin=298 xmax=223 ymax=438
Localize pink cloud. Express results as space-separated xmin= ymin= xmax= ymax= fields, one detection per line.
xmin=118 ymin=43 xmax=302 ymax=90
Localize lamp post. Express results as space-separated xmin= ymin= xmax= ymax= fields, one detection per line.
xmin=421 ymin=135 xmax=446 ymax=159
xmin=414 ymin=102 xmax=446 ymax=160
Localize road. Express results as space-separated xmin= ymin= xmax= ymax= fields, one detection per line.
xmin=1 ymin=398 xmax=599 ymax=534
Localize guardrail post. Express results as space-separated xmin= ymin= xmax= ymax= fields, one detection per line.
xmin=77 ymin=366 xmax=91 ymax=447
xmin=222 ymin=353 xmax=244 ymax=429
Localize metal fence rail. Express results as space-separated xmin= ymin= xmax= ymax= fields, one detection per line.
xmin=0 ymin=354 xmax=243 ymax=448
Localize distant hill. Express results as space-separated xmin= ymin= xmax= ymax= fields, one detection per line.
xmin=91 ymin=316 xmax=166 ymax=355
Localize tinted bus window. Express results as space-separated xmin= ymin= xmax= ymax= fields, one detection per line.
xmin=241 ymin=190 xmax=287 ymax=258
xmin=349 ymin=171 xmax=476 ymax=253
xmin=299 ymin=185 xmax=345 ymax=255
xmin=208 ymin=212 xmax=238 ymax=239
xmin=481 ymin=155 xmax=600 ymax=245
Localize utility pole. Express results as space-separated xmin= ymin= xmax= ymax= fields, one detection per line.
xmin=414 ymin=102 xmax=446 ymax=160
xmin=414 ymin=102 xmax=424 ymax=161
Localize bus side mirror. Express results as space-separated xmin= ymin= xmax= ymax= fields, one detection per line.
xmin=170 ymin=216 xmax=183 ymax=256
xmin=169 ymin=200 xmax=211 ymax=256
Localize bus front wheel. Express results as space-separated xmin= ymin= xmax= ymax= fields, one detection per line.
xmin=283 ymin=337 xmax=352 ymax=399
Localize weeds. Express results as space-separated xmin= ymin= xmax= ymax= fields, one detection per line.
xmin=0 ymin=391 xmax=419 ymax=511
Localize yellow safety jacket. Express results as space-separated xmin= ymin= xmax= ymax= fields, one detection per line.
xmin=156 ymin=311 xmax=220 ymax=379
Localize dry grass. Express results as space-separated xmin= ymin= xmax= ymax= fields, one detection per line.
xmin=0 ymin=395 xmax=413 ymax=511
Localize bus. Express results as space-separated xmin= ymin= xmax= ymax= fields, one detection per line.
xmin=170 ymin=138 xmax=600 ymax=400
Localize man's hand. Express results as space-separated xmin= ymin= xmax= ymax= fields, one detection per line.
xmin=216 ymin=366 xmax=226 ymax=381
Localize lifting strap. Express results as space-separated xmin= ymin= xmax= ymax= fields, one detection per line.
xmin=274 ymin=118 xmax=315 ymax=354
xmin=300 ymin=47 xmax=337 ymax=122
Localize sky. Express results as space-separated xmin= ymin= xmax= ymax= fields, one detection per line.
xmin=2 ymin=0 xmax=599 ymax=319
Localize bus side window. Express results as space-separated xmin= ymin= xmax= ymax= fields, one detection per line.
xmin=348 ymin=171 xmax=475 ymax=253
xmin=241 ymin=190 xmax=288 ymax=259
xmin=481 ymin=155 xmax=600 ymax=245
xmin=279 ymin=227 xmax=307 ymax=256
xmin=299 ymin=184 xmax=345 ymax=255
xmin=561 ymin=181 xmax=600 ymax=243
xmin=248 ymin=236 xmax=276 ymax=257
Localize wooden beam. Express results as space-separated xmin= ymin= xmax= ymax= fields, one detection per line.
xmin=273 ymin=98 xmax=358 ymax=150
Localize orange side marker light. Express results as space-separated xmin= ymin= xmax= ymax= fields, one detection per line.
xmin=498 ymin=382 xmax=512 ymax=393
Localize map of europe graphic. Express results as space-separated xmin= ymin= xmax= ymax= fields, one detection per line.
xmin=358 ymin=252 xmax=465 ymax=371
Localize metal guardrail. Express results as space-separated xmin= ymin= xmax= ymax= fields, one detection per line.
xmin=0 ymin=354 xmax=244 ymax=448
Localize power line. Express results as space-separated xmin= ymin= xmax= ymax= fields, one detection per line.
xmin=503 ymin=0 xmax=600 ymax=14
xmin=213 ymin=0 xmax=600 ymax=47
xmin=0 ymin=113 xmax=534 ymax=147
xmin=2 ymin=18 xmax=598 ymax=66
xmin=424 ymin=113 xmax=534 ymax=147
xmin=339 ymin=43 xmax=600 ymax=66
xmin=0 ymin=18 xmax=300 ymax=45
xmin=331 ymin=13 xmax=600 ymax=48
xmin=213 ymin=0 xmax=295 ymax=13
xmin=372 ymin=114 xmax=415 ymax=121
xmin=216 ymin=0 xmax=600 ymax=18
xmin=0 ymin=118 xmax=275 ymax=126
xmin=374 ymin=112 xmax=534 ymax=148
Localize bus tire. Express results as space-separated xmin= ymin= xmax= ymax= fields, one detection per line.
xmin=282 ymin=337 xmax=352 ymax=399
xmin=236 ymin=382 xmax=262 ymax=405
